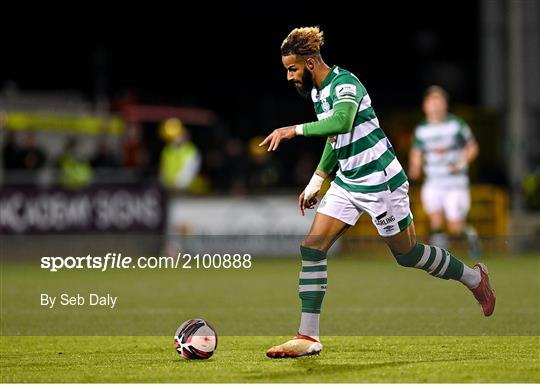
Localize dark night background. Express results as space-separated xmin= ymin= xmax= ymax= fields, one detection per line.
xmin=4 ymin=1 xmax=539 ymax=209
xmin=2 ymin=2 xmax=479 ymax=135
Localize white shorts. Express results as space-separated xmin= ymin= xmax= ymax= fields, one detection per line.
xmin=317 ymin=181 xmax=413 ymax=237
xmin=421 ymin=185 xmax=470 ymax=221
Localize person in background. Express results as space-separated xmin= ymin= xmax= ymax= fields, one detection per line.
xmin=408 ymin=86 xmax=480 ymax=258
xmin=159 ymin=118 xmax=201 ymax=191
xmin=122 ymin=123 xmax=147 ymax=169
xmin=57 ymin=137 xmax=92 ymax=189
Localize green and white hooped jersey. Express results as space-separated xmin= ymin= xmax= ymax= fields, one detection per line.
xmin=413 ymin=114 xmax=474 ymax=189
xmin=312 ymin=66 xmax=407 ymax=193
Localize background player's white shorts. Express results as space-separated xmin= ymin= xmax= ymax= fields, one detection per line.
xmin=421 ymin=185 xmax=470 ymax=221
xmin=317 ymin=181 xmax=413 ymax=237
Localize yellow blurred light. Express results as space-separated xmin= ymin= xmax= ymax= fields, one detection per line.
xmin=248 ymin=136 xmax=267 ymax=158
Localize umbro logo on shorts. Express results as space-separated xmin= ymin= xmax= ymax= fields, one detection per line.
xmin=375 ymin=215 xmax=395 ymax=226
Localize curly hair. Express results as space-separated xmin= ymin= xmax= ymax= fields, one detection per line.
xmin=281 ymin=26 xmax=325 ymax=56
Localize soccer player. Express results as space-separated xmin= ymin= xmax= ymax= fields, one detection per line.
xmin=259 ymin=27 xmax=495 ymax=358
xmin=408 ymin=86 xmax=480 ymax=258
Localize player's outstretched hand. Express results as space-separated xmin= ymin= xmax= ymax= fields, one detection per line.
xmin=259 ymin=126 xmax=296 ymax=151
xmin=298 ymin=191 xmax=318 ymax=216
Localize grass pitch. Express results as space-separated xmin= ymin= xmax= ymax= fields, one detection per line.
xmin=1 ymin=253 xmax=539 ymax=382
xmin=1 ymin=336 xmax=538 ymax=382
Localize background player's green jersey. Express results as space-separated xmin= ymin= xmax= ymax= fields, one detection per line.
xmin=413 ymin=114 xmax=474 ymax=189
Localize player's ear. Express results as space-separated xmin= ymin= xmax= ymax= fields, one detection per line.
xmin=305 ymin=57 xmax=315 ymax=72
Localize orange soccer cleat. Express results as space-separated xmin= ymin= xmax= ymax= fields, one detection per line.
xmin=266 ymin=334 xmax=322 ymax=358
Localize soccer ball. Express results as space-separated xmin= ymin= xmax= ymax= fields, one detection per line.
xmin=174 ymin=318 xmax=217 ymax=360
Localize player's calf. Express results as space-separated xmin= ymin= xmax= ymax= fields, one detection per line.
xmin=393 ymin=243 xmax=469 ymax=281
xmin=298 ymin=245 xmax=327 ymax=339
xmin=392 ymin=242 xmax=495 ymax=316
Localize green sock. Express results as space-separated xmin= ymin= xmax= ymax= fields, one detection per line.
xmin=298 ymin=245 xmax=327 ymax=337
xmin=394 ymin=243 xmax=464 ymax=280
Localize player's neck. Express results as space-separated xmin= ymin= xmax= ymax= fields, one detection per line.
xmin=426 ymin=113 xmax=447 ymax=124
xmin=313 ymin=63 xmax=331 ymax=89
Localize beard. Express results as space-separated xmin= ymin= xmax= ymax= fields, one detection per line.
xmin=290 ymin=70 xmax=313 ymax=99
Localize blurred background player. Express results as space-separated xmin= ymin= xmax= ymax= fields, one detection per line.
xmin=260 ymin=27 xmax=495 ymax=359
xmin=408 ymin=86 xmax=481 ymax=258
xmin=158 ymin=118 xmax=201 ymax=191
xmin=159 ymin=118 xmax=203 ymax=258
